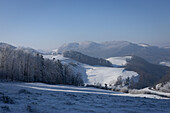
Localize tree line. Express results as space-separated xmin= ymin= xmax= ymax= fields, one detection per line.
xmin=63 ymin=51 xmax=113 ymax=67
xmin=0 ymin=44 xmax=84 ymax=86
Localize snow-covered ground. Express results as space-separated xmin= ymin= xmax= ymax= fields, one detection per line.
xmin=84 ymin=65 xmax=137 ymax=86
xmin=0 ymin=82 xmax=170 ymax=113
xmin=107 ymin=56 xmax=132 ymax=66
xmin=160 ymin=61 xmax=170 ymax=67
xmin=43 ymin=55 xmax=139 ymax=87
xmin=142 ymin=87 xmax=170 ymax=97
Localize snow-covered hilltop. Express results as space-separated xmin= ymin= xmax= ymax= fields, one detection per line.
xmin=56 ymin=41 xmax=132 ymax=58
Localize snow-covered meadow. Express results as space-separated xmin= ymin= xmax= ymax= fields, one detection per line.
xmin=0 ymin=82 xmax=170 ymax=113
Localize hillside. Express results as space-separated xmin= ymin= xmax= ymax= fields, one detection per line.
xmin=125 ymin=56 xmax=170 ymax=89
xmin=63 ymin=51 xmax=112 ymax=67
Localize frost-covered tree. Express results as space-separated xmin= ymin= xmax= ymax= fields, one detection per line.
xmin=155 ymin=82 xmax=170 ymax=93
xmin=0 ymin=43 xmax=84 ymax=86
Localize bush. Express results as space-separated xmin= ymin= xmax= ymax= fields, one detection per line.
xmin=1 ymin=106 xmax=10 ymax=112
xmin=0 ymin=96 xmax=15 ymax=104
xmin=18 ymin=89 xmax=32 ymax=94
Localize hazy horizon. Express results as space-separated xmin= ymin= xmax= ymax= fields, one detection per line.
xmin=0 ymin=0 xmax=170 ymax=49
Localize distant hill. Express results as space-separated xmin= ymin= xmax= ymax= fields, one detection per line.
xmin=63 ymin=51 xmax=113 ymax=67
xmin=125 ymin=56 xmax=170 ymax=89
xmin=57 ymin=41 xmax=170 ymax=64
xmin=0 ymin=43 xmax=53 ymax=55
xmin=0 ymin=43 xmax=16 ymax=51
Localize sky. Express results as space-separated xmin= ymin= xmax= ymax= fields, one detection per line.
xmin=0 ymin=0 xmax=170 ymax=50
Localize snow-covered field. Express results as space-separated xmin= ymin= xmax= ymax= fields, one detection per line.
xmin=43 ymin=55 xmax=139 ymax=87
xmin=107 ymin=56 xmax=132 ymax=66
xmin=84 ymin=65 xmax=137 ymax=86
xmin=160 ymin=61 xmax=170 ymax=67
xmin=0 ymin=82 xmax=170 ymax=113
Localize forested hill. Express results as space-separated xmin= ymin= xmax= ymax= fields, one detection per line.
xmin=125 ymin=56 xmax=170 ymax=89
xmin=63 ymin=51 xmax=113 ymax=67
xmin=0 ymin=43 xmax=83 ymax=86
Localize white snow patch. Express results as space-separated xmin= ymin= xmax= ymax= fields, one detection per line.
xmin=160 ymin=61 xmax=170 ymax=67
xmin=52 ymin=48 xmax=58 ymax=53
xmin=84 ymin=65 xmax=138 ymax=86
xmin=141 ymin=87 xmax=170 ymax=97
xmin=43 ymin=55 xmax=53 ymax=59
xmin=107 ymin=56 xmax=132 ymax=66
xmin=138 ymin=43 xmax=150 ymax=47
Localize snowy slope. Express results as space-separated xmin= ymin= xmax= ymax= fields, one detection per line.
xmin=84 ymin=65 xmax=137 ymax=86
xmin=107 ymin=56 xmax=132 ymax=66
xmin=56 ymin=41 xmax=132 ymax=57
xmin=43 ymin=55 xmax=139 ymax=87
xmin=0 ymin=82 xmax=170 ymax=113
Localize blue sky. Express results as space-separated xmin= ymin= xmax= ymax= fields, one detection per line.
xmin=0 ymin=0 xmax=170 ymax=49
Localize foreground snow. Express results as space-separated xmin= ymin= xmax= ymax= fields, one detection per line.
xmin=0 ymin=82 xmax=170 ymax=113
